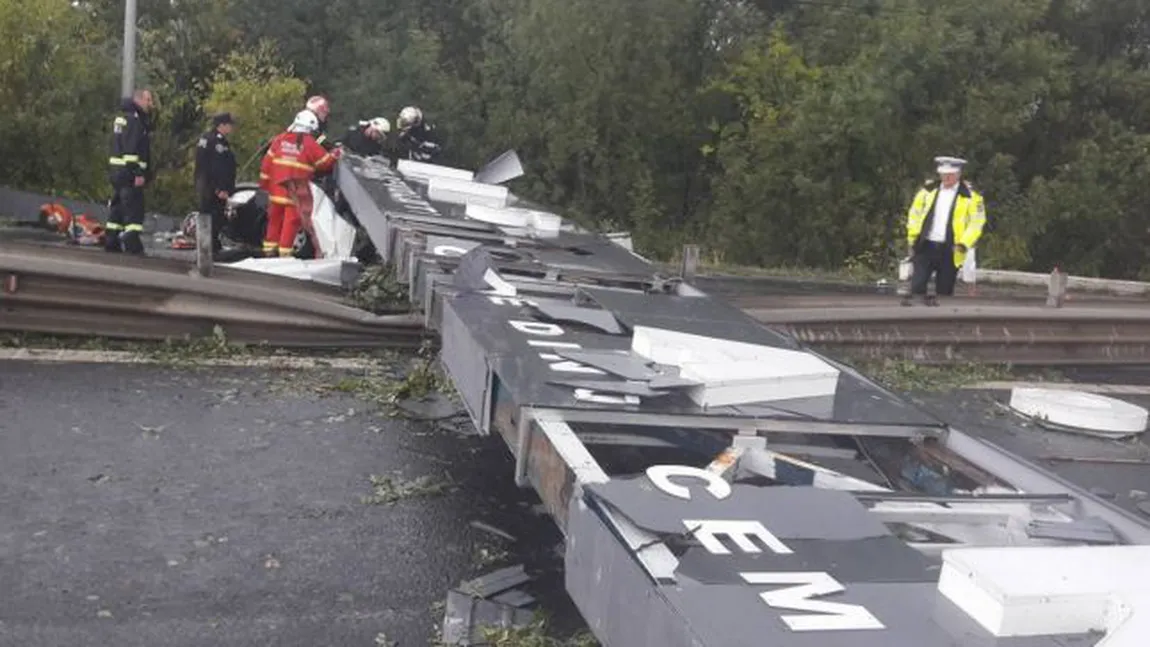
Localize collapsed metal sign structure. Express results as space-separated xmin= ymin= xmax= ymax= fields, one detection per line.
xmin=335 ymin=152 xmax=1150 ymax=646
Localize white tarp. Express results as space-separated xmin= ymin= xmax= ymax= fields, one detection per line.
xmin=226 ymin=257 xmax=346 ymax=287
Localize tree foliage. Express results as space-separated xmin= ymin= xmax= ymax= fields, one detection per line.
xmin=7 ymin=0 xmax=1150 ymax=278
xmin=0 ymin=0 xmax=117 ymax=200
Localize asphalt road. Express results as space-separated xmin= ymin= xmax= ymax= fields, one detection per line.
xmin=0 ymin=359 xmax=576 ymax=647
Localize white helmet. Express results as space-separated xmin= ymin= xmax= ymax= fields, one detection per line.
xmin=368 ymin=117 xmax=390 ymax=134
xmin=289 ymin=110 xmax=319 ymax=133
xmin=305 ymin=95 xmax=330 ymax=120
xmin=397 ymin=106 xmax=422 ymax=130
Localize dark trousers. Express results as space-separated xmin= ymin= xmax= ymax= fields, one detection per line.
xmin=198 ymin=193 xmax=226 ymax=251
xmin=105 ymin=180 xmax=146 ymax=254
xmin=911 ymin=241 xmax=958 ymax=297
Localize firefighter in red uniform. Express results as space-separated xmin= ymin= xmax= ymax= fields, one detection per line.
xmin=262 ymin=110 xmax=340 ymax=257
xmin=253 ymin=94 xmax=333 ymax=192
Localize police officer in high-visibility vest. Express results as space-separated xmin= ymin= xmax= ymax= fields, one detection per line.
xmin=105 ymin=89 xmax=155 ymax=254
xmin=902 ymin=156 xmax=987 ymax=306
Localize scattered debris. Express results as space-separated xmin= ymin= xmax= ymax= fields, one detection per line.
xmin=373 ymin=632 xmax=397 ymax=647
xmin=1 ymin=329 xmax=403 ymax=371
xmin=849 ymin=358 xmax=1012 ymax=392
xmin=441 ymin=590 xmax=535 ymax=646
xmin=470 ymin=521 xmax=517 ymax=543
xmin=389 ymin=341 xmax=450 ymax=403
xmin=476 ymin=619 xmax=599 ymax=647
xmin=472 ymin=545 xmax=513 ymax=570
xmin=96 ymin=610 xmax=113 ymax=619
xmin=1131 ymin=489 xmax=1149 ymax=501
xmin=140 ymin=326 xmax=255 ymax=366
xmin=461 ymin=565 xmax=531 ymax=600
xmin=137 ymin=423 xmax=167 ymax=438
xmin=263 ymin=555 xmax=281 ymax=570
xmin=1089 ymin=487 xmax=1118 ymax=500
xmin=435 ymin=413 xmax=479 ymax=437
xmin=437 ymin=564 xmax=573 ymax=645
xmin=348 ymin=263 xmax=409 ymax=313
xmin=320 ymin=342 xmax=460 ymax=422
xmin=1139 ymin=501 xmax=1150 ymax=518
xmin=395 ymin=391 xmax=464 ymax=421
xmin=361 ymin=473 xmax=453 ymax=505
xmin=87 ymin=473 xmax=109 ymax=484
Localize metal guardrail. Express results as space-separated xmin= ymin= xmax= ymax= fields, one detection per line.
xmin=0 ymin=241 xmax=426 ymax=348
xmin=754 ymin=304 xmax=1150 ymax=364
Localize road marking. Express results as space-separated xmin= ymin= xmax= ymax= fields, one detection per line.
xmin=0 ymin=348 xmax=379 ymax=370
xmin=966 ymin=381 xmax=1150 ymax=395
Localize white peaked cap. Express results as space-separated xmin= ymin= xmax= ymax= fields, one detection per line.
xmin=935 ymin=156 xmax=967 ymax=174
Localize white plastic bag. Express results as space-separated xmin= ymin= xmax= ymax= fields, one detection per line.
xmin=960 ymin=248 xmax=977 ymax=283
xmin=898 ymin=258 xmax=912 ymax=282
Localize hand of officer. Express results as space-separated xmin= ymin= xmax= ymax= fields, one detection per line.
xmin=134 ymin=176 xmax=145 ymax=187
xmin=216 ymin=190 xmax=228 ymax=200
xmin=956 ymin=244 xmax=968 ymax=253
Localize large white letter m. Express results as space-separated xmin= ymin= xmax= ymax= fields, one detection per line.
xmin=739 ymin=572 xmax=886 ymax=632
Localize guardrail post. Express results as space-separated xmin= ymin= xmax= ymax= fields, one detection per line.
xmin=680 ymin=244 xmax=699 ymax=280
xmin=1046 ymin=267 xmax=1067 ymax=308
xmin=194 ymin=211 xmax=213 ymax=277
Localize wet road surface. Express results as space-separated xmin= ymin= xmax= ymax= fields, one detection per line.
xmin=0 ymin=359 xmax=577 ymax=647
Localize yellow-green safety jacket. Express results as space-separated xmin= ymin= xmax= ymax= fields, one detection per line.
xmin=906 ymin=181 xmax=987 ymax=267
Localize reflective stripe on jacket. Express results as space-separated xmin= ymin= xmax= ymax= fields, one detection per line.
xmin=266 ymin=131 xmax=336 ymax=186
xmin=108 ymin=98 xmax=152 ymax=180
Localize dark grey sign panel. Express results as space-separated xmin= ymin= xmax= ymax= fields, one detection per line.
xmin=442 ymin=293 xmax=941 ymax=427
xmin=530 ymin=233 xmax=655 ymax=276
xmin=580 ymin=286 xmax=799 ymax=349
xmin=586 ymin=479 xmax=934 ymax=584
xmin=660 ymin=583 xmax=1097 ymax=647
xmin=567 ymin=480 xmax=1098 ymax=647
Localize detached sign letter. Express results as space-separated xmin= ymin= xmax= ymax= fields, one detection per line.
xmin=648 ymin=465 xmax=886 ymax=632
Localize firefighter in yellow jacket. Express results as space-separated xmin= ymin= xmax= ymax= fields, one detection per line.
xmin=902 ymin=156 xmax=987 ymax=306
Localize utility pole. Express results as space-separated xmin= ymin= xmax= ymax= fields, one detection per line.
xmin=120 ymin=0 xmax=138 ymax=98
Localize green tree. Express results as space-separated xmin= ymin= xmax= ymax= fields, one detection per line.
xmin=150 ymin=43 xmax=307 ymax=213
xmin=0 ymin=0 xmax=118 ymax=200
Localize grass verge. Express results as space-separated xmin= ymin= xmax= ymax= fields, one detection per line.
xmin=846 ymin=357 xmax=1062 ymax=392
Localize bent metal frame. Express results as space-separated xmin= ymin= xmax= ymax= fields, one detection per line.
xmin=336 ymin=152 xmax=1150 ymax=647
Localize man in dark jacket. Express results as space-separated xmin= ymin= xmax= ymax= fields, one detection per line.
xmin=105 ymin=88 xmax=155 ymax=254
xmin=194 ymin=112 xmax=237 ymax=253
xmin=340 ymin=117 xmax=390 ymax=157
xmin=391 ymin=106 xmax=441 ymax=165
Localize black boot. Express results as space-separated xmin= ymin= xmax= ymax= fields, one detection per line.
xmin=104 ymin=231 xmax=122 ymax=252
xmin=121 ymin=231 xmax=145 ymax=255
